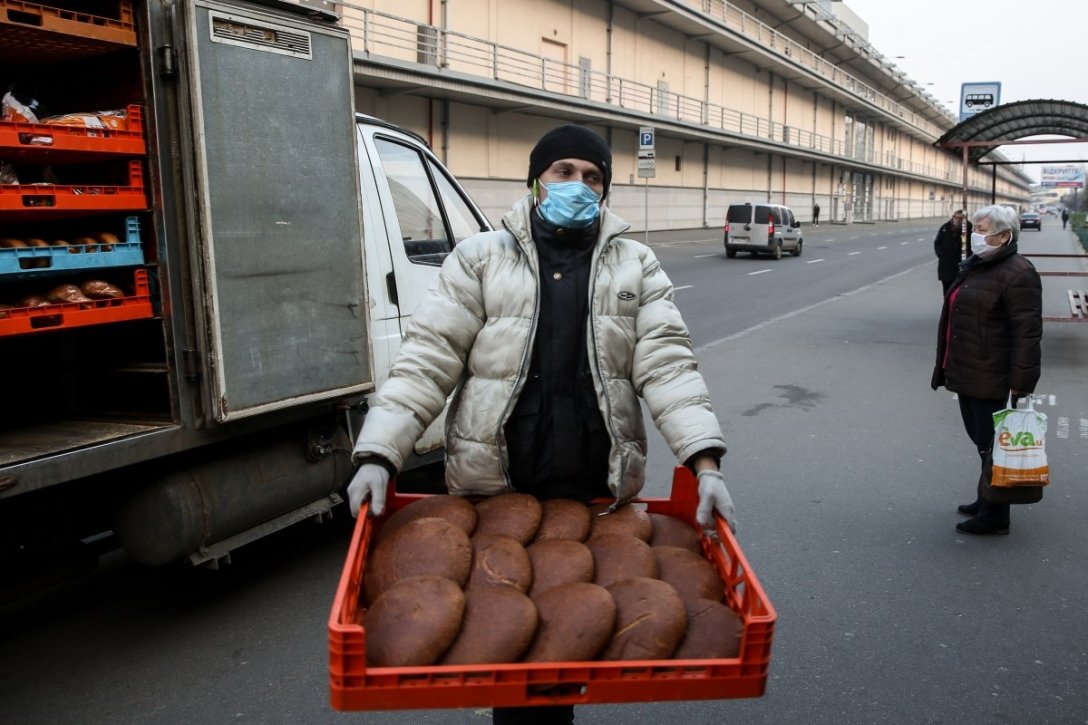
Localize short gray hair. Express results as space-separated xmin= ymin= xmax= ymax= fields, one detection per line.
xmin=972 ymin=205 xmax=1018 ymax=236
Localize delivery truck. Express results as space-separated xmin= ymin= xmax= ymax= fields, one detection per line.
xmin=0 ymin=0 xmax=489 ymax=590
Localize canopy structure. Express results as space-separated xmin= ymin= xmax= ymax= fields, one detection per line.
xmin=936 ymin=99 xmax=1088 ymax=207
xmin=937 ymin=99 xmax=1088 ymax=163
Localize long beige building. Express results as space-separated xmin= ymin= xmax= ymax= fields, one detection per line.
xmin=335 ymin=0 xmax=1031 ymax=229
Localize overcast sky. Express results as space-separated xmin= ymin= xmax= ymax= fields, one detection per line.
xmin=842 ymin=0 xmax=1088 ymax=183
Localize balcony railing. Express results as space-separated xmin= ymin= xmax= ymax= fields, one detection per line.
xmin=339 ymin=5 xmax=1018 ymax=190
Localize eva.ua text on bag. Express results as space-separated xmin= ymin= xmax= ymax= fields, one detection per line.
xmin=990 ymin=395 xmax=1050 ymax=488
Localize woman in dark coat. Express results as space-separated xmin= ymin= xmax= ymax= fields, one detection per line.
xmin=931 ymin=205 xmax=1043 ymax=535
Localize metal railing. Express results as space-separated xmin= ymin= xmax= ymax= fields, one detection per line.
xmin=339 ymin=5 xmax=1018 ymax=191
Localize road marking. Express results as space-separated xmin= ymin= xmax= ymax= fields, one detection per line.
xmin=674 ymin=285 xmax=694 ymax=291
xmin=848 ymin=251 xmax=862 ymax=256
xmin=1082 ymin=419 xmax=1088 ymax=440
xmin=747 ymin=269 xmax=773 ymax=276
xmin=850 ymin=235 xmax=859 ymax=239
xmin=693 ymin=253 xmax=717 ymax=258
xmin=1057 ymin=417 xmax=1069 ymax=439
xmin=825 ymin=238 xmax=836 ymax=241
xmin=699 ymin=262 xmax=929 ymax=350
xmin=877 ymin=246 xmax=888 ymax=250
xmin=806 ymin=259 xmax=825 ymax=264
xmin=916 ymin=238 xmax=924 ymax=241
xmin=900 ymin=241 xmax=910 ymax=245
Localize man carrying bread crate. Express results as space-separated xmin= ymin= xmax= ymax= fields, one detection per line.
xmin=347 ymin=124 xmax=734 ymax=724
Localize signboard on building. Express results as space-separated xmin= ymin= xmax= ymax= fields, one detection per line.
xmin=959 ymin=82 xmax=1001 ymax=122
xmin=638 ymin=126 xmax=655 ymax=178
xmin=1040 ymin=165 xmax=1085 ymax=188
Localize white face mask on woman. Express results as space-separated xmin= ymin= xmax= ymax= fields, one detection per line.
xmin=970 ymin=231 xmax=1007 ymax=258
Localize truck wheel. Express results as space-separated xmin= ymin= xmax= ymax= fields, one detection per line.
xmin=726 ymin=248 xmax=737 ymax=258
xmin=772 ymin=243 xmax=782 ymax=260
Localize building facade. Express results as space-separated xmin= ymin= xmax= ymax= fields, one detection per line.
xmin=335 ymin=0 xmax=1031 ymax=229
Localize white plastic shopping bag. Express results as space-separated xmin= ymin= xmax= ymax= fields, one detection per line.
xmin=990 ymin=394 xmax=1049 ymax=488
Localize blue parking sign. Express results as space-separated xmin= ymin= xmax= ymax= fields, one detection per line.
xmin=639 ymin=127 xmax=654 ymax=149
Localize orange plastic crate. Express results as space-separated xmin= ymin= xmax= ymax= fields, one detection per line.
xmin=328 ymin=467 xmax=776 ymax=711
xmin=0 ymin=267 xmax=153 ymax=335
xmin=0 ymin=0 xmax=136 ymax=46
xmin=0 ymin=159 xmax=147 ymax=215
xmin=0 ymin=104 xmax=145 ymax=162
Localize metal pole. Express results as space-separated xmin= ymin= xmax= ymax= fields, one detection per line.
xmin=991 ymin=166 xmax=996 ymax=205
xmin=644 ymin=177 xmax=649 ymax=244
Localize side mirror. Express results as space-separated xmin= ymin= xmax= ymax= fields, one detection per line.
xmin=795 ymin=220 xmax=802 ymax=227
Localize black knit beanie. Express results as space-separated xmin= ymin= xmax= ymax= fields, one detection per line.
xmin=526 ymin=124 xmax=612 ymax=195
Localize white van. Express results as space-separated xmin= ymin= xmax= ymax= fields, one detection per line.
xmin=724 ymin=203 xmax=803 ymax=259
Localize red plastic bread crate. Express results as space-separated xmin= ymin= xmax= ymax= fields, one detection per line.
xmin=0 ymin=0 xmax=136 ymax=46
xmin=0 ymin=268 xmax=153 ymax=336
xmin=328 ymin=466 xmax=776 ymax=711
xmin=0 ymin=104 xmax=146 ymax=162
xmin=0 ymin=159 xmax=147 ymax=215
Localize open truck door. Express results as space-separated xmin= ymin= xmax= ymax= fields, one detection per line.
xmin=185 ymin=0 xmax=372 ymax=421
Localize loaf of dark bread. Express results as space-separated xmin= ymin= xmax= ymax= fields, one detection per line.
xmin=523 ymin=582 xmax=616 ymax=662
xmin=534 ymin=498 xmax=591 ymax=542
xmin=588 ymin=503 xmax=652 ymax=542
xmin=602 ymin=577 xmax=687 ymax=661
xmin=363 ymin=517 xmax=472 ymax=604
xmin=440 ymin=586 xmax=538 ymax=665
xmin=652 ymin=546 xmax=724 ymax=603
xmin=371 ymin=494 xmax=476 ymax=550
xmin=364 ymin=576 xmax=465 ymax=667
xmin=474 ymin=492 xmax=542 ymax=545
xmin=672 ymin=597 xmax=743 ymax=660
xmin=467 ymin=533 xmax=532 ymax=592
xmin=649 ymin=513 xmax=702 ymax=553
xmin=586 ymin=533 xmax=658 ymax=588
xmin=526 ymin=539 xmax=594 ymax=597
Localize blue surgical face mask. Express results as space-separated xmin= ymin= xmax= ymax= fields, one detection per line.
xmin=536 ymin=181 xmax=601 ymax=228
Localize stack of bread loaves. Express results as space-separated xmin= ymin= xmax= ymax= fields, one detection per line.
xmin=361 ymin=492 xmax=743 ymax=667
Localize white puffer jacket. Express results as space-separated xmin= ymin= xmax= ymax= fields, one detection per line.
xmin=353 ymin=196 xmax=726 ymax=502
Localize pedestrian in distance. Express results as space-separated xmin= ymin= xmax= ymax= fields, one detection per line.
xmin=933 ymin=209 xmax=972 ymax=296
xmin=812 ymin=201 xmax=820 ymax=226
xmin=1061 ymin=208 xmax=1069 ymax=230
xmin=931 ymin=204 xmax=1043 ymax=536
xmin=346 ymin=124 xmax=733 ymax=724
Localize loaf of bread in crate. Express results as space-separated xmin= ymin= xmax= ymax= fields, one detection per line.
xmin=0 ymin=303 xmax=12 ymax=318
xmin=95 ymin=232 xmax=118 ymax=251
xmin=672 ymin=597 xmax=743 ymax=660
xmin=440 ymin=586 xmax=538 ymax=665
xmin=80 ymin=280 xmax=124 ymax=300
xmin=522 ymin=582 xmax=616 ymax=662
xmin=526 ymin=539 xmax=594 ymax=597
xmin=46 ymin=284 xmax=92 ymax=304
xmin=17 ymin=294 xmax=48 ymax=307
xmin=474 ymin=492 xmax=542 ymax=545
xmin=649 ymin=513 xmax=702 ymax=553
xmin=370 ymin=494 xmax=476 ymax=550
xmin=602 ymin=577 xmax=687 ymax=661
xmin=0 ymin=237 xmax=27 ymax=248
xmin=653 ymin=546 xmax=725 ymax=603
xmin=73 ymin=237 xmax=98 ymax=253
xmin=363 ymin=576 xmax=465 ymax=667
xmin=534 ymin=498 xmax=591 ymax=542
xmin=588 ymin=502 xmax=653 ymax=541
xmin=586 ymin=533 xmax=659 ymax=588
xmin=362 ymin=517 xmax=472 ymax=604
xmin=466 ymin=533 xmax=532 ymax=592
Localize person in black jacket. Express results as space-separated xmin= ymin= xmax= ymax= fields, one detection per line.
xmin=933 ymin=210 xmax=971 ymax=295
xmin=931 ymin=205 xmax=1042 ymax=535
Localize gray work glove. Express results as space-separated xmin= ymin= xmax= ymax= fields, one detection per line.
xmin=347 ymin=463 xmax=390 ymax=518
xmin=696 ymin=468 xmax=736 ymax=536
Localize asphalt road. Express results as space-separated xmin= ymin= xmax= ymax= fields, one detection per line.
xmin=2 ymin=217 xmax=1086 ymax=724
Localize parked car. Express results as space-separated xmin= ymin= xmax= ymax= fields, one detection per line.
xmin=1019 ymin=212 xmax=1042 ymax=231
xmin=724 ymin=202 xmax=803 ymax=259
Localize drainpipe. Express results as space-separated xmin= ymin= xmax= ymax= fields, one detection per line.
xmin=703 ymin=44 xmax=710 ymax=227
xmin=606 ymin=2 xmax=614 ymax=101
